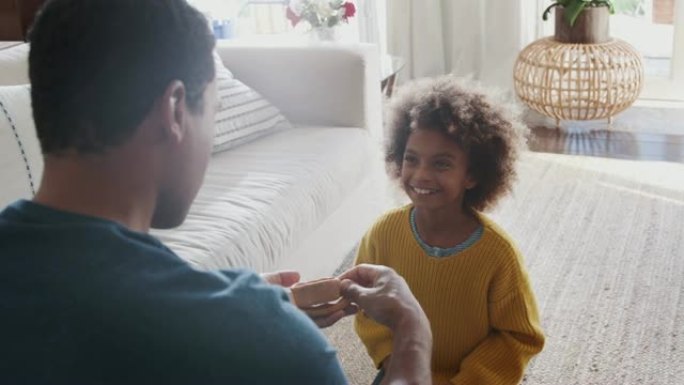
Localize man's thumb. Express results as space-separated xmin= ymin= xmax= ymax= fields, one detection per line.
xmin=340 ymin=279 xmax=367 ymax=303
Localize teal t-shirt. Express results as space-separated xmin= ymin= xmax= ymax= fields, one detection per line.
xmin=0 ymin=200 xmax=347 ymax=385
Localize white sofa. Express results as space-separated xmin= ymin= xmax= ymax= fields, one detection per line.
xmin=0 ymin=41 xmax=390 ymax=279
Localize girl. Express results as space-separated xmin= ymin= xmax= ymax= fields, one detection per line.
xmin=354 ymin=76 xmax=545 ymax=385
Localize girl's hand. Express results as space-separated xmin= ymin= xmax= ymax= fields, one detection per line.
xmin=299 ymin=299 xmax=358 ymax=328
xmin=260 ymin=270 xmax=301 ymax=287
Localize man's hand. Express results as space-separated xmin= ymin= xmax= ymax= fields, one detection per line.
xmin=338 ymin=264 xmax=424 ymax=331
xmin=338 ymin=264 xmax=433 ymax=385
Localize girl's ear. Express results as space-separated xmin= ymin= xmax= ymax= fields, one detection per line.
xmin=465 ymin=173 xmax=477 ymax=190
xmin=391 ymin=161 xmax=402 ymax=179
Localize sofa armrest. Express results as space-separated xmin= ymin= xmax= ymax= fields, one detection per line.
xmin=0 ymin=43 xmax=30 ymax=85
xmin=215 ymin=41 xmax=382 ymax=139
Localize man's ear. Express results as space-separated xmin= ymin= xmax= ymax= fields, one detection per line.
xmin=159 ymin=80 xmax=187 ymax=144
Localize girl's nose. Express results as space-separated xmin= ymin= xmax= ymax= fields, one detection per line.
xmin=411 ymin=162 xmax=433 ymax=182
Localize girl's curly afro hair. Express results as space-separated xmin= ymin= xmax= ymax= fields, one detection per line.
xmin=385 ymin=75 xmax=528 ymax=211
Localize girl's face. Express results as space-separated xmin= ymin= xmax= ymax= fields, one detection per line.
xmin=400 ymin=128 xmax=476 ymax=211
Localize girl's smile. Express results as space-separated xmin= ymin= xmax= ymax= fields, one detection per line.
xmin=400 ymin=128 xmax=476 ymax=211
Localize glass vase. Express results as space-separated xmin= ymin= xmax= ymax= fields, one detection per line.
xmin=310 ymin=26 xmax=337 ymax=42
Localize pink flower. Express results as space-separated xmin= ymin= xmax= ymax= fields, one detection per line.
xmin=341 ymin=2 xmax=356 ymax=21
xmin=286 ymin=6 xmax=301 ymax=27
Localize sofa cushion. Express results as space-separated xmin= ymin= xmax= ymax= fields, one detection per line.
xmin=211 ymin=53 xmax=292 ymax=154
xmin=213 ymin=50 xmax=233 ymax=80
xmin=0 ymin=85 xmax=43 ymax=207
xmin=152 ymin=126 xmax=377 ymax=272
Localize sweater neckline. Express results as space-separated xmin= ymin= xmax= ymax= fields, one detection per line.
xmin=409 ymin=207 xmax=484 ymax=258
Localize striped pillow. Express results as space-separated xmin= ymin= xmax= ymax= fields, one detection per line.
xmin=212 ymin=53 xmax=292 ymax=154
xmin=0 ymin=85 xmax=43 ymax=208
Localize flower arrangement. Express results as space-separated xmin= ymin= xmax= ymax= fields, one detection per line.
xmin=286 ymin=0 xmax=356 ymax=29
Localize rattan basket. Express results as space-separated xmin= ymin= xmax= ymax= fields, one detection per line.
xmin=514 ymin=37 xmax=643 ymax=126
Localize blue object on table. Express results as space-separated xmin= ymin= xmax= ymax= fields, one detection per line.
xmin=212 ymin=19 xmax=234 ymax=39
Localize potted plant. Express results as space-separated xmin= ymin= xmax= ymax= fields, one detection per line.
xmin=542 ymin=0 xmax=615 ymax=43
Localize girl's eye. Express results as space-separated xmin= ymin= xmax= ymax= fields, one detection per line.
xmin=403 ymin=155 xmax=417 ymax=165
xmin=435 ymin=160 xmax=451 ymax=170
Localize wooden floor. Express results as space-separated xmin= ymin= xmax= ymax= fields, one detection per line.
xmin=527 ymin=107 xmax=684 ymax=163
xmin=529 ymin=127 xmax=684 ymax=163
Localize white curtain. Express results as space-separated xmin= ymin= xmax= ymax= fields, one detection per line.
xmin=387 ymin=0 xmax=541 ymax=90
xmin=356 ymin=0 xmax=388 ymax=54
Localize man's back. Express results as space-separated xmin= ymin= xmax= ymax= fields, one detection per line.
xmin=0 ymin=200 xmax=346 ymax=385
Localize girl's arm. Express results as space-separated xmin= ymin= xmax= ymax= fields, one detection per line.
xmin=449 ymin=254 xmax=545 ymax=385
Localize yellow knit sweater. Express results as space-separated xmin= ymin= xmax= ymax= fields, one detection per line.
xmin=354 ymin=205 xmax=545 ymax=385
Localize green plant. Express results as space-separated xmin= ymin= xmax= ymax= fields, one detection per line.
xmin=613 ymin=0 xmax=645 ymax=16
xmin=542 ymin=0 xmax=615 ymax=27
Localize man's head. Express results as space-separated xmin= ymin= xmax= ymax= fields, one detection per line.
xmin=29 ymin=0 xmax=217 ymax=228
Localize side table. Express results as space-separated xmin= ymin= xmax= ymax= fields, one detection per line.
xmin=514 ymin=37 xmax=643 ymax=127
xmin=380 ymin=55 xmax=405 ymax=98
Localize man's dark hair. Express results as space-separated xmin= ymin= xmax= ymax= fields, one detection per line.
xmin=29 ymin=0 xmax=216 ymax=154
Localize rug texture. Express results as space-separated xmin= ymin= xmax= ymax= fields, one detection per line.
xmin=323 ymin=152 xmax=684 ymax=385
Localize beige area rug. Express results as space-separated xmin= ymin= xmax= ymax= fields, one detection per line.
xmin=323 ymin=152 xmax=684 ymax=385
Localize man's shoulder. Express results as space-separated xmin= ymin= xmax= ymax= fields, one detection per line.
xmin=0 ymin=218 xmax=346 ymax=384
xmin=0 ymin=200 xmax=168 ymax=253
xmin=125 ymin=268 xmax=347 ymax=384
